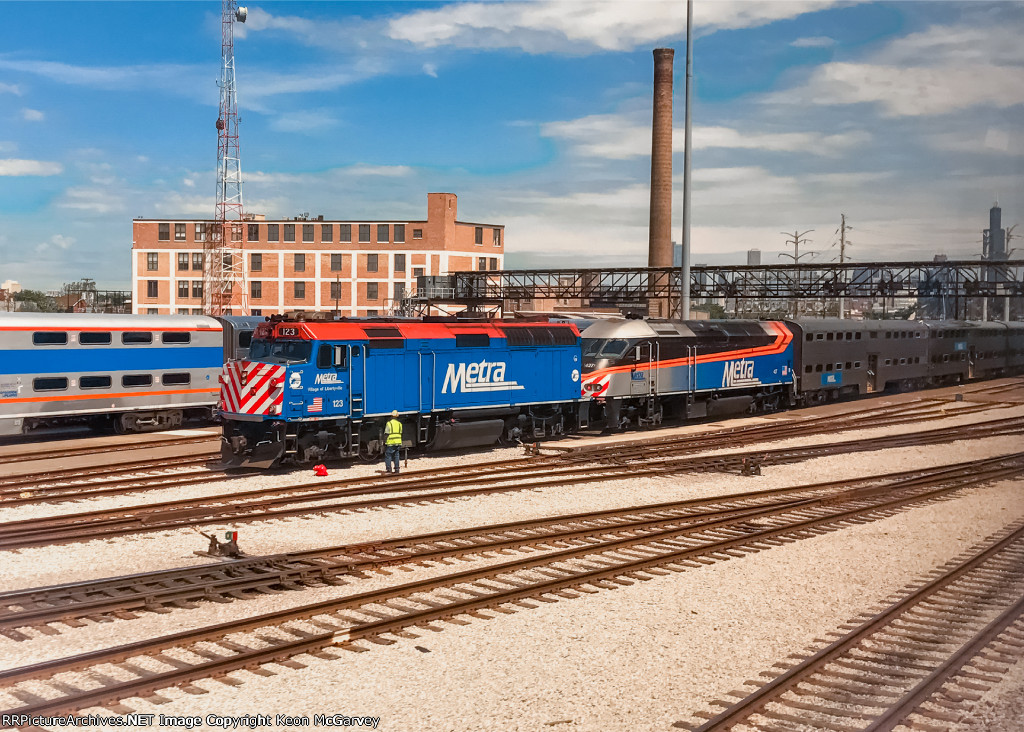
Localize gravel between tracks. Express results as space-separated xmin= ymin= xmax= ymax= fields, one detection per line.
xmin=2 ymin=395 xmax=1023 ymax=731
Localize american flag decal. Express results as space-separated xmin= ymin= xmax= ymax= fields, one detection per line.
xmin=308 ymin=397 xmax=323 ymax=413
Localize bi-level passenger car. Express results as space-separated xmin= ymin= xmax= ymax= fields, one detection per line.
xmin=219 ymin=318 xmax=583 ymax=467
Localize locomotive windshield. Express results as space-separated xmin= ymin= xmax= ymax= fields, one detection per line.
xmin=583 ymin=339 xmax=636 ymax=358
xmin=249 ymin=339 xmax=312 ymax=364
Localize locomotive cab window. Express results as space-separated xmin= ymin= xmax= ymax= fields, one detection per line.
xmin=249 ymin=339 xmax=312 ymax=364
xmin=80 ymin=332 xmax=112 ymax=345
xmin=315 ymin=345 xmax=348 ymax=369
xmin=162 ymin=332 xmax=191 ymax=344
xmin=80 ymin=375 xmax=112 ymax=389
xmin=33 ymin=377 xmax=68 ymax=391
xmin=122 ymin=332 xmax=153 ymax=345
xmin=32 ymin=332 xmax=67 ymax=345
xmin=599 ymin=339 xmax=632 ymax=358
xmin=122 ymin=375 xmax=153 ymax=387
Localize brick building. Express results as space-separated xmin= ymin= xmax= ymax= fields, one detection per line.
xmin=131 ymin=193 xmax=504 ymax=316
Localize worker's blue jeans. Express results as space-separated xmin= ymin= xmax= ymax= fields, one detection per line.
xmin=384 ymin=444 xmax=401 ymax=472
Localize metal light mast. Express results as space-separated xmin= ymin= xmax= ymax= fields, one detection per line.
xmin=204 ymin=0 xmax=248 ymax=315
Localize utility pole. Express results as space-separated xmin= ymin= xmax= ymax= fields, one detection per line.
xmin=838 ymin=214 xmax=851 ymax=319
xmin=679 ymin=0 xmax=693 ymax=321
xmin=779 ymin=229 xmax=815 ymax=318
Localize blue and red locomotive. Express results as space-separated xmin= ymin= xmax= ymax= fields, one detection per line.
xmin=219 ymin=318 xmax=583 ymax=467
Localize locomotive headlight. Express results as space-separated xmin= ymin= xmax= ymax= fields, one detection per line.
xmin=269 ymin=404 xmax=282 ymax=415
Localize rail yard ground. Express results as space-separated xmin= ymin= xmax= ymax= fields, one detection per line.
xmin=1 ymin=379 xmax=1023 ymax=732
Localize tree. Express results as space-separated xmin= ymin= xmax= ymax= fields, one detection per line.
xmin=692 ymin=301 xmax=727 ymax=319
xmin=14 ymin=289 xmax=59 ymax=312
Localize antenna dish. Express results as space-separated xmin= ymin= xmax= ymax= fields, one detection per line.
xmin=236 ymin=6 xmax=247 ymax=23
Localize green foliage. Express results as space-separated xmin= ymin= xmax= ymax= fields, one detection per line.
xmin=14 ymin=289 xmax=59 ymax=312
xmin=692 ymin=301 xmax=727 ymax=319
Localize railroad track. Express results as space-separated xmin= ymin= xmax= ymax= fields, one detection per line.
xmin=2 ymin=416 xmax=1021 ymax=550
xmin=686 ymin=521 xmax=1024 ymax=731
xmin=6 ymin=456 xmax=1015 ymax=638
xmin=0 ymin=434 xmax=216 ymax=465
xmin=2 ymin=452 xmax=1021 ymax=720
xmin=2 ymin=417 xmax=1022 ymax=551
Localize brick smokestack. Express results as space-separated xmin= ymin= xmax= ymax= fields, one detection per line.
xmin=648 ymin=48 xmax=674 ymax=269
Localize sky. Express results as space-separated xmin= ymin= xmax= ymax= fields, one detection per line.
xmin=0 ymin=0 xmax=1022 ymax=291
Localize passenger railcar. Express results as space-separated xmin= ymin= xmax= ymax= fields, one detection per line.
xmin=219 ymin=319 xmax=582 ymax=467
xmin=0 ymin=313 xmax=223 ymax=435
xmin=216 ymin=315 xmax=264 ymax=361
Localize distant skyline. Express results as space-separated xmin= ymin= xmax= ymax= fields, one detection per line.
xmin=1 ymin=0 xmax=1022 ymax=290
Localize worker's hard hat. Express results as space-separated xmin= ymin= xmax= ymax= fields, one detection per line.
xmin=392 ymin=410 xmax=399 ymax=417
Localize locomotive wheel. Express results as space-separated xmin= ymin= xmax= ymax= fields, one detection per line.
xmin=357 ymin=442 xmax=381 ymax=463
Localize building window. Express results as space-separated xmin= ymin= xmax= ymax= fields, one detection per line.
xmin=174 ymin=223 xmax=186 ymax=241
xmin=230 ymin=224 xmax=242 ymax=242
xmin=267 ymin=224 xmax=279 ymax=242
xmin=294 ymin=253 xmax=305 ymax=272
xmin=177 ymin=280 xmax=189 ymax=298
xmin=294 ymin=281 xmax=305 ymax=299
xmin=331 ymin=253 xmax=343 ymax=271
xmin=147 ymin=280 xmax=159 ymax=298
xmin=158 ymin=223 xmax=170 ymax=241
xmin=413 ymin=267 xmax=424 ymax=278
xmin=192 ymin=253 xmax=203 ymax=270
xmin=195 ymin=223 xmax=206 ymax=242
xmin=322 ymin=224 xmax=333 ymax=242
xmin=367 ymin=254 xmax=378 ymax=272
xmin=247 ymin=224 xmax=259 ymax=242
xmin=177 ymin=308 xmax=188 ymax=315
xmin=413 ymin=228 xmax=423 ymax=239
xmin=489 ymin=257 xmax=498 ymax=271
xmin=284 ymin=223 xmax=295 ymax=242
xmin=177 ymin=253 xmax=189 ymax=271
xmin=222 ymin=252 xmax=233 ymax=271
xmin=367 ymin=309 xmax=379 ymax=317
xmin=251 ymin=281 xmax=262 ymax=299
xmin=493 ymin=228 xmax=501 ymax=246
xmin=478 ymin=257 xmax=487 ymax=271
xmin=250 ymin=253 xmax=262 ymax=272
xmin=192 ymin=281 xmax=203 ymax=299
xmin=367 ymin=282 xmax=378 ymax=300
xmin=147 ymin=253 xmax=159 ymax=271
xmin=147 ymin=308 xmax=159 ymax=315
xmin=475 ymin=227 xmax=483 ymax=245
xmin=303 ymin=224 xmax=314 ymax=243
xmin=394 ymin=253 xmax=406 ymax=272
xmin=192 ymin=308 xmax=202 ymax=315
xmin=377 ymin=224 xmax=389 ymax=243
xmin=330 ymin=281 xmax=341 ymax=300
xmin=394 ymin=224 xmax=405 ymax=243
xmin=394 ymin=282 xmax=405 ymax=301
xmin=340 ymin=224 xmax=352 ymax=242
xmin=359 ymin=224 xmax=370 ymax=243
xmin=251 ymin=309 xmax=261 ymax=316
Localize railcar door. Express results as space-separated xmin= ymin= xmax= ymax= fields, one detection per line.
xmin=866 ymin=354 xmax=879 ymax=393
xmin=349 ymin=345 xmax=365 ymax=418
xmin=968 ymin=346 xmax=976 ymax=379
xmin=629 ymin=341 xmax=656 ymax=396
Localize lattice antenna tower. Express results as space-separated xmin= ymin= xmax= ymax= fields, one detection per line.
xmin=204 ymin=0 xmax=248 ymax=315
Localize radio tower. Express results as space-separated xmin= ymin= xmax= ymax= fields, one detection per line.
xmin=204 ymin=0 xmax=248 ymax=315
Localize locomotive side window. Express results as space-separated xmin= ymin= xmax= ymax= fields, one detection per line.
xmin=80 ymin=376 xmax=112 ymax=389
xmin=162 ymin=332 xmax=191 ymax=344
xmin=162 ymin=373 xmax=191 ymax=386
xmin=317 ymin=345 xmax=332 ymax=369
xmin=122 ymin=374 xmax=153 ymax=387
xmin=33 ymin=377 xmax=68 ymax=391
xmin=80 ymin=332 xmax=112 ymax=345
xmin=32 ymin=332 xmax=67 ymax=345
xmin=334 ymin=346 xmax=348 ymax=368
xmin=456 ymin=334 xmax=490 ymax=348
xmin=122 ymin=332 xmax=153 ymax=344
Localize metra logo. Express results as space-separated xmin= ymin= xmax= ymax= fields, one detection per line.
xmin=721 ymin=359 xmax=761 ymax=388
xmin=315 ymin=372 xmax=341 ymax=385
xmin=442 ymin=361 xmax=524 ymax=393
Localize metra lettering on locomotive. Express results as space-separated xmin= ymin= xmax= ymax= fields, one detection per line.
xmin=218 ymin=315 xmax=1024 ymax=468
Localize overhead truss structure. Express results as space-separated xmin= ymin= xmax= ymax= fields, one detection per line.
xmin=404 ymin=260 xmax=1024 ymax=320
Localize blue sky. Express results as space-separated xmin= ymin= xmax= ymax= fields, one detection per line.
xmin=1 ymin=0 xmax=1022 ymax=291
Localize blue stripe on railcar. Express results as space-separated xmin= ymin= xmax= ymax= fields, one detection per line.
xmin=692 ymin=350 xmax=794 ymax=392
xmin=0 ymin=347 xmax=225 ymax=375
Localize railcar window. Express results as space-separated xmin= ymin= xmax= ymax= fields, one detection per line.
xmin=805 ymin=334 xmax=813 ymax=342
xmin=899 ymin=358 xmax=906 ymax=365
xmin=870 ymin=332 xmax=877 ymax=338
xmin=32 ymin=332 xmax=67 ymax=345
xmin=249 ymin=340 xmax=312 ymax=364
xmin=845 ymin=361 xmax=852 ymax=369
xmin=80 ymin=376 xmax=112 ymax=389
xmin=122 ymin=332 xmax=153 ymax=345
xmin=835 ymin=363 xmax=842 ymax=371
xmin=885 ymin=359 xmax=892 ymax=366
xmin=854 ymin=361 xmax=861 ymax=368
xmin=826 ymin=333 xmax=834 ymax=341
xmin=885 ymin=332 xmax=891 ymax=339
xmin=846 ymin=333 xmax=852 ymax=340
xmin=33 ymin=377 xmax=68 ymax=391
xmin=162 ymin=373 xmax=191 ymax=386
xmin=804 ymin=365 xmax=812 ymax=374
xmin=815 ymin=333 xmax=824 ymax=341
xmin=855 ymin=333 xmax=861 ymax=340
xmin=122 ymin=375 xmax=153 ymax=387
xmin=239 ymin=332 xmax=253 ymax=349
xmin=80 ymin=332 xmax=112 ymax=345
xmin=456 ymin=334 xmax=490 ymax=348
xmin=162 ymin=332 xmax=191 ymax=344
xmin=815 ymin=364 xmax=822 ymax=372
xmin=826 ymin=364 xmax=833 ymax=371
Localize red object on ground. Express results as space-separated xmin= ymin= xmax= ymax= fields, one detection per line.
xmin=313 ymin=464 xmax=328 ymax=477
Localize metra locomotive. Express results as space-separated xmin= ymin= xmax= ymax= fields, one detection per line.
xmin=219 ymin=318 xmax=583 ymax=467
xmin=221 ymin=315 xmax=1024 ymax=468
xmin=0 ymin=313 xmax=263 ymax=436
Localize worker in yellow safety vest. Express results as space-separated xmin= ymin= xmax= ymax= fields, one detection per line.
xmin=383 ymin=410 xmax=403 ymax=475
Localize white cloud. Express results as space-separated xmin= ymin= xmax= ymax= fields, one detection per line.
xmin=0 ymin=141 xmax=17 ymax=153
xmin=790 ymin=36 xmax=835 ymax=48
xmin=541 ymin=113 xmax=869 ymax=159
xmin=0 ymin=82 xmax=21 ymax=95
xmin=57 ymin=187 xmax=126 ymax=215
xmin=35 ymin=234 xmax=75 ymax=255
xmin=422 ymin=63 xmax=438 ymax=78
xmin=21 ymin=108 xmax=44 ymax=121
xmin=0 ymin=158 xmax=63 ymax=176
xmin=925 ymin=128 xmax=1024 ymax=157
xmin=269 ymin=109 xmax=339 ymax=133
xmin=388 ymin=0 xmax=854 ymax=53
